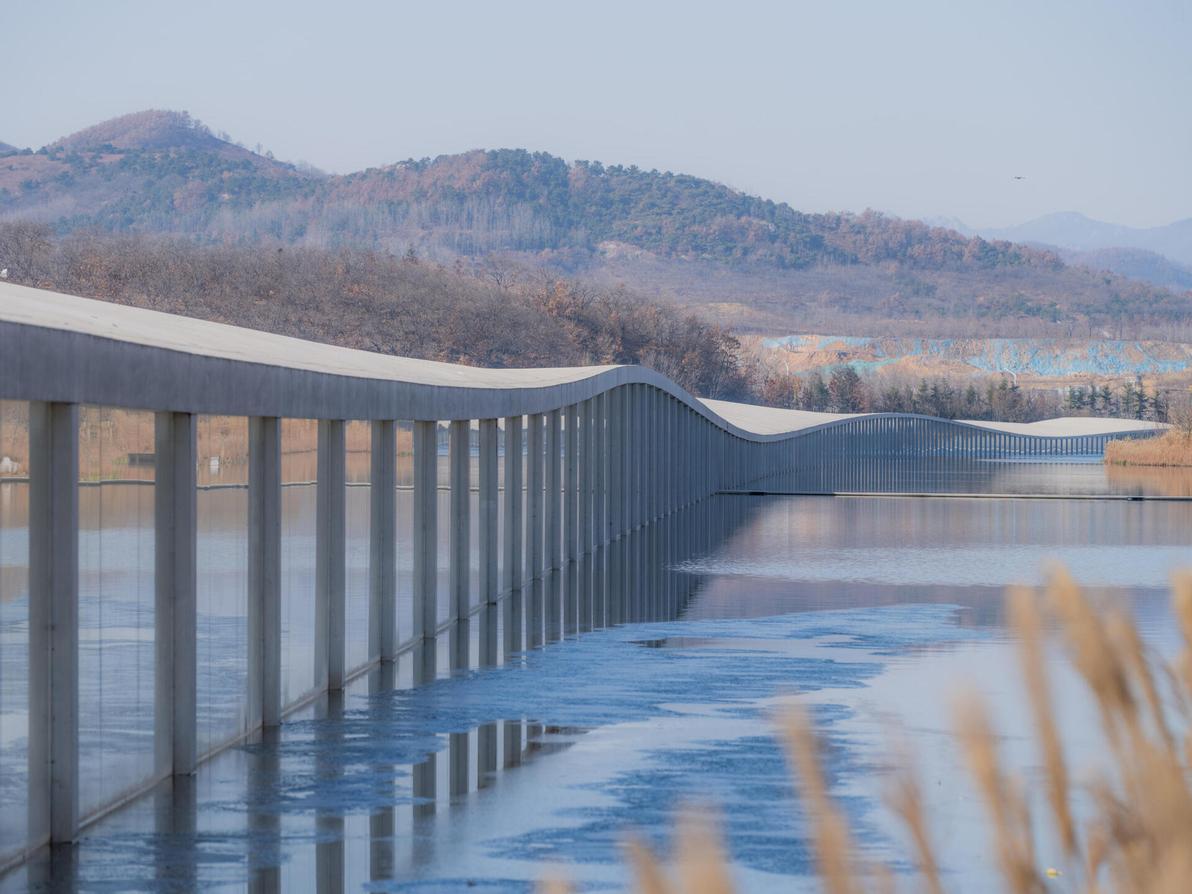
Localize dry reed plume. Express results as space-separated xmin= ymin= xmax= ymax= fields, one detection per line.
xmin=541 ymin=569 xmax=1192 ymax=894
xmin=1104 ymin=431 xmax=1192 ymax=467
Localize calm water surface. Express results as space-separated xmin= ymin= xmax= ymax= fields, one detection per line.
xmin=2 ymin=460 xmax=1190 ymax=892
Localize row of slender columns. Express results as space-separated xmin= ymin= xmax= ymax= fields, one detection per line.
xmin=48 ymin=388 xmax=1150 ymax=860
xmin=18 ymin=386 xmax=1139 ymax=848
xmin=46 ymin=391 xmax=1142 ymax=848
xmin=20 ymin=385 xmax=794 ymax=847
xmin=796 ymin=416 xmax=1129 ymax=461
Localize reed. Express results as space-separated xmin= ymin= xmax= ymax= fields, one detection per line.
xmin=540 ymin=569 xmax=1192 ymax=894
xmin=1104 ymin=430 xmax=1192 ymax=467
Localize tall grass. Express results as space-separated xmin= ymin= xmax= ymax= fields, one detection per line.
xmin=1105 ymin=431 xmax=1192 ymax=467
xmin=545 ymin=569 xmax=1192 ymax=893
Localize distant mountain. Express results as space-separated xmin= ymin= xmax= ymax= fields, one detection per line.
xmin=1 ymin=110 xmax=1189 ymax=336
xmin=1057 ymin=246 xmax=1192 ymax=292
xmin=0 ymin=140 xmax=18 ymax=155
xmin=50 ymin=110 xmax=229 ymax=153
xmin=974 ymin=211 xmax=1192 ymax=269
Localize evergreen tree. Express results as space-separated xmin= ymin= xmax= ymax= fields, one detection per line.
xmin=802 ymin=372 xmax=830 ymax=411
xmin=828 ymin=366 xmax=864 ymax=412
xmin=963 ymin=383 xmax=981 ymax=417
xmin=1098 ymin=385 xmax=1114 ymax=416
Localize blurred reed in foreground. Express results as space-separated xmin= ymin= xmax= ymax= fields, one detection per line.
xmin=543 ymin=568 xmax=1192 ymax=893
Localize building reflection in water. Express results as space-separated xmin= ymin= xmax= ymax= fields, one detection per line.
xmin=54 ymin=496 xmax=741 ymax=893
xmin=8 ymin=466 xmax=1179 ymax=893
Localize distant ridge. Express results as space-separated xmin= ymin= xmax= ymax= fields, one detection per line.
xmin=973 ymin=211 xmax=1192 ymax=269
xmin=0 ymin=140 xmax=18 ymax=155
xmin=1058 ymin=246 xmax=1192 ymax=292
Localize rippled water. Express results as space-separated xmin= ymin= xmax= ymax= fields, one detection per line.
xmin=2 ymin=463 xmax=1191 ymax=892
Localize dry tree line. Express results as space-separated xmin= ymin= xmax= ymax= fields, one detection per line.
xmin=0 ymin=223 xmax=753 ymax=400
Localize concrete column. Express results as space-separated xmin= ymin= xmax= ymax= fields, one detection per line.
xmin=478 ymin=419 xmax=499 ymax=666
xmin=501 ymin=416 xmax=523 ymax=654
xmin=248 ymin=416 xmax=282 ymax=729
xmin=686 ymin=407 xmax=696 ymax=507
xmin=526 ymin=414 xmax=545 ymax=647
xmin=607 ymin=389 xmax=623 ymax=625
xmin=622 ymin=388 xmax=634 ymax=622
xmin=317 ymin=419 xmax=346 ymax=691
xmin=564 ymin=403 xmax=579 ymax=636
xmin=638 ymin=390 xmax=648 ymax=624
xmin=479 ymin=420 xmax=499 ymax=605
xmin=663 ymin=397 xmax=673 ymax=514
xmin=369 ymin=421 xmax=397 ymax=661
xmin=652 ymin=393 xmax=663 ymax=617
xmin=155 ymin=411 xmax=197 ymax=777
xmin=592 ymin=393 xmax=608 ymax=628
xmin=628 ymin=387 xmax=640 ymax=620
xmin=579 ymin=399 xmax=594 ymax=632
xmin=412 ymin=421 xmax=438 ymax=642
xmin=679 ymin=406 xmax=688 ymax=506
xmin=657 ymin=391 xmax=665 ymax=508
xmin=636 ymin=386 xmax=646 ymax=525
xmin=680 ymin=406 xmax=690 ymax=506
xmin=28 ymin=401 xmax=79 ymax=844
xmin=698 ymin=412 xmax=705 ymax=497
xmin=449 ymin=420 xmax=471 ymax=624
xmin=545 ymin=409 xmax=562 ymax=641
xmin=658 ymin=391 xmax=667 ymax=517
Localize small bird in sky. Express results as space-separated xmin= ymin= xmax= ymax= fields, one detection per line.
xmin=1012 ymin=175 xmax=1026 ymax=181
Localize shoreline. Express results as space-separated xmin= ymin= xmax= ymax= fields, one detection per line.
xmin=1104 ymin=429 xmax=1192 ymax=467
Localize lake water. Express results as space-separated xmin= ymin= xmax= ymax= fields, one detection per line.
xmin=1 ymin=459 xmax=1190 ymax=892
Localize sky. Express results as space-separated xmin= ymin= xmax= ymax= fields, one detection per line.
xmin=4 ymin=0 xmax=1190 ymax=229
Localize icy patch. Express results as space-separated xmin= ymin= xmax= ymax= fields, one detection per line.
xmin=677 ymin=544 xmax=1189 ymax=590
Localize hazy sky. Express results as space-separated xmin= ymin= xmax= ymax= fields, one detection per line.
xmin=5 ymin=0 xmax=1189 ymax=228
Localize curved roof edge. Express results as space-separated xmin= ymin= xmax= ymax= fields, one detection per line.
xmin=705 ymin=399 xmax=1168 ymax=438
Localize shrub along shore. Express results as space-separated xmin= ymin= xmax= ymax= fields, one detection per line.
xmin=1104 ymin=430 xmax=1192 ymax=467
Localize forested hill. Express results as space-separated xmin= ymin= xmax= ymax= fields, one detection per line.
xmin=0 ymin=112 xmax=1050 ymax=269
xmin=2 ymin=110 xmax=1189 ymax=337
xmin=325 ymin=149 xmax=1053 ymax=272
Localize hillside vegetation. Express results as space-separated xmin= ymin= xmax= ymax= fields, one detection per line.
xmin=0 ymin=224 xmax=751 ymax=400
xmin=3 ymin=111 xmax=1188 ymax=339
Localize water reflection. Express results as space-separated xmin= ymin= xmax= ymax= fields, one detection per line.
xmin=757 ymin=454 xmax=1192 ymax=497
xmin=3 ymin=468 xmax=1190 ymax=892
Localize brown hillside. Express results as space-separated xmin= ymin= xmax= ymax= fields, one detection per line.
xmin=1 ymin=111 xmax=1189 ymax=338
